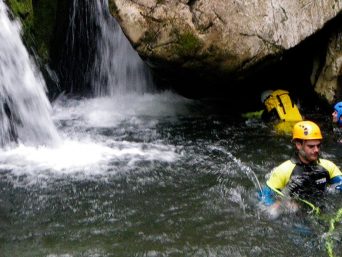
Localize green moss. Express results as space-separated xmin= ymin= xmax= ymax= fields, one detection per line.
xmin=5 ymin=0 xmax=34 ymax=32
xmin=7 ymin=0 xmax=57 ymax=62
xmin=174 ymin=31 xmax=202 ymax=58
xmin=32 ymin=0 xmax=58 ymax=62
xmin=6 ymin=0 xmax=59 ymax=63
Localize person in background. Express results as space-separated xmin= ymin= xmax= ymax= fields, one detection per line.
xmin=261 ymin=89 xmax=302 ymax=122
xmin=332 ymin=101 xmax=342 ymax=143
xmin=259 ymin=120 xmax=342 ymax=218
xmin=260 ymin=89 xmax=303 ymax=134
xmin=242 ymin=89 xmax=303 ymax=127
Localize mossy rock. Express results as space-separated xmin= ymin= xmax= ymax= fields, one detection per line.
xmin=6 ymin=0 xmax=60 ymax=63
xmin=6 ymin=0 xmax=34 ymax=32
xmin=174 ymin=31 xmax=203 ymax=58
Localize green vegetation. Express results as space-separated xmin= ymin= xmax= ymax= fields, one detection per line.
xmin=174 ymin=31 xmax=202 ymax=58
xmin=6 ymin=0 xmax=34 ymax=31
xmin=31 ymin=0 xmax=58 ymax=62
xmin=5 ymin=0 xmax=59 ymax=62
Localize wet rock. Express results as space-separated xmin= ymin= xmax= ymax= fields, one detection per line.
xmin=110 ymin=0 xmax=342 ymax=76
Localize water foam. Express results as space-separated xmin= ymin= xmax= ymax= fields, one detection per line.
xmin=53 ymin=92 xmax=193 ymax=128
xmin=0 ymin=138 xmax=178 ymax=170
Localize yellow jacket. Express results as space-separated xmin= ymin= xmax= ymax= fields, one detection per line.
xmin=264 ymin=89 xmax=302 ymax=122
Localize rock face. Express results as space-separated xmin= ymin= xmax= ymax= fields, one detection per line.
xmin=314 ymin=29 xmax=342 ymax=103
xmin=110 ymin=0 xmax=342 ymax=77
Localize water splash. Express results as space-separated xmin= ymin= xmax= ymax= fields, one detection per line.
xmin=0 ymin=1 xmax=60 ymax=147
xmin=52 ymin=92 xmax=193 ymax=128
xmin=209 ymin=145 xmax=263 ymax=193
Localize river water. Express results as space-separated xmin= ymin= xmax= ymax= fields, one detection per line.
xmin=1 ymin=0 xmax=342 ymax=256
xmin=1 ymin=94 xmax=342 ymax=257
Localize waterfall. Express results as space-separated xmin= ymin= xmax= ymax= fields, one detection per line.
xmin=0 ymin=0 xmax=60 ymax=147
xmin=63 ymin=0 xmax=154 ymax=96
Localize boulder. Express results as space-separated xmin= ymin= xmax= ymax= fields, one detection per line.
xmin=110 ymin=0 xmax=342 ymax=76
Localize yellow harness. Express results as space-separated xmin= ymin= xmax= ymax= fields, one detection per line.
xmin=264 ymin=89 xmax=302 ymax=122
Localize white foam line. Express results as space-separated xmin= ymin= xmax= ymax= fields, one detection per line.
xmin=0 ymin=139 xmax=179 ymax=175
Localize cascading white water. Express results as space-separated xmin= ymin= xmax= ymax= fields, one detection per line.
xmin=66 ymin=0 xmax=154 ymax=96
xmin=0 ymin=0 xmax=185 ymax=173
xmin=92 ymin=0 xmax=154 ymax=96
xmin=0 ymin=0 xmax=60 ymax=147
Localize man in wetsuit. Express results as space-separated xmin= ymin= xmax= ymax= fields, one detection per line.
xmin=259 ymin=121 xmax=342 ymax=215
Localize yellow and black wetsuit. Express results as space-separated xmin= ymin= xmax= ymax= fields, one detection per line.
xmin=260 ymin=155 xmax=342 ymax=205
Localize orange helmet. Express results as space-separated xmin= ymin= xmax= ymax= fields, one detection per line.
xmin=292 ymin=121 xmax=322 ymax=140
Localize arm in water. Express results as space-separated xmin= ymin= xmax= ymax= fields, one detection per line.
xmin=258 ymin=184 xmax=299 ymax=218
xmin=331 ymin=175 xmax=342 ymax=191
xmin=257 ymin=159 xmax=298 ymax=218
xmin=320 ymin=159 xmax=342 ymax=191
xmin=258 ymin=185 xmax=276 ymax=206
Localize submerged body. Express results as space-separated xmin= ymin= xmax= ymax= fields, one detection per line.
xmin=243 ymin=89 xmax=303 ymax=135
xmin=264 ymin=155 xmax=342 ymax=204
xmin=262 ymin=89 xmax=302 ymax=122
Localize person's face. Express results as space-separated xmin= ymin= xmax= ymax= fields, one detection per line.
xmin=332 ymin=110 xmax=338 ymax=123
xmin=296 ymin=139 xmax=321 ymax=163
